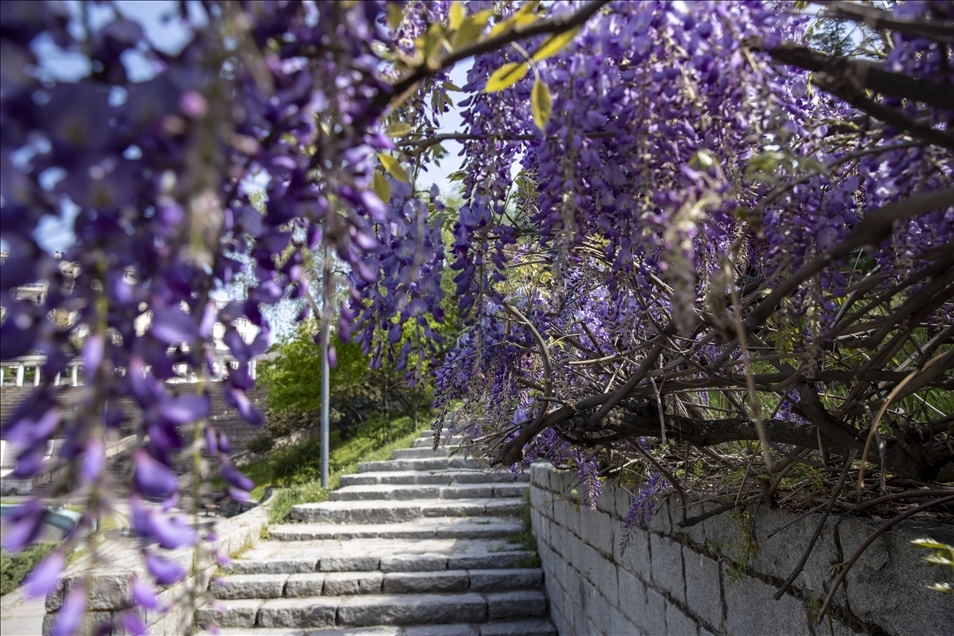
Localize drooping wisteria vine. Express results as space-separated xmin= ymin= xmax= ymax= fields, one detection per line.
xmin=1 ymin=0 xmax=952 ymax=632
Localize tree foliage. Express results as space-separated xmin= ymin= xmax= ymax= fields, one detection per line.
xmin=258 ymin=319 xmax=432 ymax=438
xmin=0 ymin=0 xmax=951 ymax=631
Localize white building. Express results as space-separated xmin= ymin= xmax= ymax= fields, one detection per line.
xmin=0 ymin=251 xmax=261 ymax=386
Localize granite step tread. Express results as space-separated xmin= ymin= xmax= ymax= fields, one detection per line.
xmin=389 ymin=447 xmax=453 ymax=459
xmin=291 ymin=498 xmax=525 ymax=524
xmin=339 ymin=470 xmax=527 ymax=487
xmin=214 ymin=568 xmax=543 ymax=599
xmin=356 ymin=457 xmax=485 ymax=473
xmin=328 ymin=483 xmax=528 ymax=502
xmin=269 ymin=517 xmax=526 ymax=541
xmin=225 ymin=538 xmax=536 ymax=574
xmin=200 ymin=617 xmax=556 ymax=635
xmin=197 ymin=591 xmax=548 ymax=629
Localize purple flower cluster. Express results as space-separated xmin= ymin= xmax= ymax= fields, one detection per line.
xmin=1 ymin=0 xmax=952 ymax=628
xmin=620 ymin=471 xmax=670 ymax=554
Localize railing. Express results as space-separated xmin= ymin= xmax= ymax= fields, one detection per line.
xmin=0 ymin=355 xmax=257 ymax=388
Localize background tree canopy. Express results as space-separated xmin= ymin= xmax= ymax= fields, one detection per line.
xmin=0 ymin=0 xmax=951 ymax=630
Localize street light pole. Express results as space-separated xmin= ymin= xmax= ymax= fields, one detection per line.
xmin=320 ymin=242 xmax=330 ymax=489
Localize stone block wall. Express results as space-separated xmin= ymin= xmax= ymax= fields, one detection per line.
xmin=529 ymin=463 xmax=953 ymax=636
xmin=43 ymin=502 xmax=270 ymax=635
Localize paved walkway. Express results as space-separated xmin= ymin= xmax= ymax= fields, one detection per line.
xmin=1 ymin=499 xmax=135 ymax=636
xmin=198 ymin=431 xmax=555 ymax=635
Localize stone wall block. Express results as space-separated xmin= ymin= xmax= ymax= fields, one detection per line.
xmin=667 ymin=602 xmax=700 ymax=636
xmin=650 ymin=531 xmax=686 ymax=604
xmin=565 ymin=563 xmax=585 ymax=610
xmin=579 ymin=540 xmax=605 ymax=585
xmin=605 ymin=602 xmax=635 ymax=636
xmin=580 ymin=509 xmax=616 ymax=559
xmin=646 ymin=495 xmax=673 ymax=535
xmin=616 ymin=486 xmax=634 ymax=521
xmin=529 ymin=462 xmax=548 ymax=488
xmin=723 ymin=566 xmax=810 ymax=636
xmin=674 ymin=499 xmax=720 ymax=547
xmin=42 ymin=610 xmax=114 ymax=636
xmin=553 ymin=498 xmax=578 ymax=537
xmin=596 ymin=485 xmax=617 ymax=516
xmin=46 ymin=571 xmax=132 ymax=612
xmin=644 ymin=586 xmax=669 ymax=636
xmin=752 ymin=508 xmax=840 ymax=594
xmin=840 ymin=517 xmax=954 ymax=636
xmin=617 ymin=566 xmax=648 ymax=629
xmin=683 ymin=549 xmax=724 ymax=632
xmin=581 ymin=582 xmax=613 ymax=628
xmin=702 ymin=508 xmax=755 ymax=565
xmin=548 ymin=467 xmax=572 ymax=494
xmin=536 ymin=513 xmax=552 ymax=546
xmin=620 ymin=526 xmax=651 ymax=579
xmin=529 ymin=482 xmax=544 ymax=510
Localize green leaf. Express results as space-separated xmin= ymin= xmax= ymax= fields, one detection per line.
xmin=378 ymin=153 xmax=409 ymax=183
xmin=373 ymin=171 xmax=391 ymax=203
xmin=449 ymin=1 xmax=465 ymax=30
xmin=387 ymin=3 xmax=403 ymax=31
xmin=912 ymin=539 xmax=954 ymax=550
xmin=490 ymin=11 xmax=537 ymax=36
xmin=442 ymin=81 xmax=463 ymax=92
xmin=453 ymin=10 xmax=491 ymax=48
xmin=386 ymin=122 xmax=414 ymax=138
xmin=531 ymin=26 xmax=581 ymax=62
xmin=690 ymin=149 xmax=718 ymax=170
xmin=484 ymin=62 xmax=528 ymax=93
xmin=531 ymin=78 xmax=552 ymax=132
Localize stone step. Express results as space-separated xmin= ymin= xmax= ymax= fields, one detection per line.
xmin=213 ymin=568 xmax=543 ymax=600
xmin=357 ymin=457 xmax=485 ymax=473
xmin=201 ymin=617 xmax=556 ymax=635
xmin=196 ymin=590 xmax=548 ymax=630
xmin=291 ymin=498 xmax=525 ymax=524
xmin=269 ymin=517 xmax=526 ymax=542
xmin=328 ymin=483 xmax=527 ymax=502
xmin=389 ymin=447 xmax=452 ymax=459
xmin=340 ymin=470 xmax=527 ymax=487
xmin=412 ymin=435 xmax=465 ymax=448
xmin=226 ymin=538 xmax=537 ymax=575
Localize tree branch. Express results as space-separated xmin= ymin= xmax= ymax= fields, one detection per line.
xmin=382 ymin=0 xmax=611 ymax=110
xmin=745 ymin=187 xmax=954 ymax=331
xmin=766 ymin=44 xmax=954 ymax=111
xmin=819 ymin=1 xmax=954 ymax=43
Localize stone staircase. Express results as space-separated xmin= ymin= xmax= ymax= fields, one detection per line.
xmin=197 ymin=431 xmax=555 ymax=635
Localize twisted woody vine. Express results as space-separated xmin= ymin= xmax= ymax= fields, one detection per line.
xmin=0 ymin=0 xmax=951 ymax=633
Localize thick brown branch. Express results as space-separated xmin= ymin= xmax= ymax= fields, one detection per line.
xmin=767 ymin=44 xmax=954 ymax=110
xmin=820 ymin=1 xmax=954 ymax=43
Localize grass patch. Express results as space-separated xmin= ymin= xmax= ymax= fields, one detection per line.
xmin=266 ymin=417 xmax=428 ymax=524
xmin=210 ymin=415 xmax=428 ymax=525
xmin=1 ymin=542 xmax=57 ymax=596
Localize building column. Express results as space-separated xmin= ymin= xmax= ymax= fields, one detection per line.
xmin=54 ymin=372 xmax=61 ymax=386
xmin=71 ymin=365 xmax=78 ymax=387
xmin=34 ymin=365 xmax=41 ymax=386
xmin=250 ymin=359 xmax=257 ymax=380
xmin=0 ymin=367 xmax=5 ymax=386
xmin=16 ymin=363 xmax=24 ymax=387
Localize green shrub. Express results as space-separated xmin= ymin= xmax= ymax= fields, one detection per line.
xmin=258 ymin=320 xmax=436 ymax=440
xmin=247 ymin=434 xmax=275 ymax=455
xmin=263 ymin=404 xmax=319 ymax=438
xmin=1 ymin=543 xmax=57 ymax=596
